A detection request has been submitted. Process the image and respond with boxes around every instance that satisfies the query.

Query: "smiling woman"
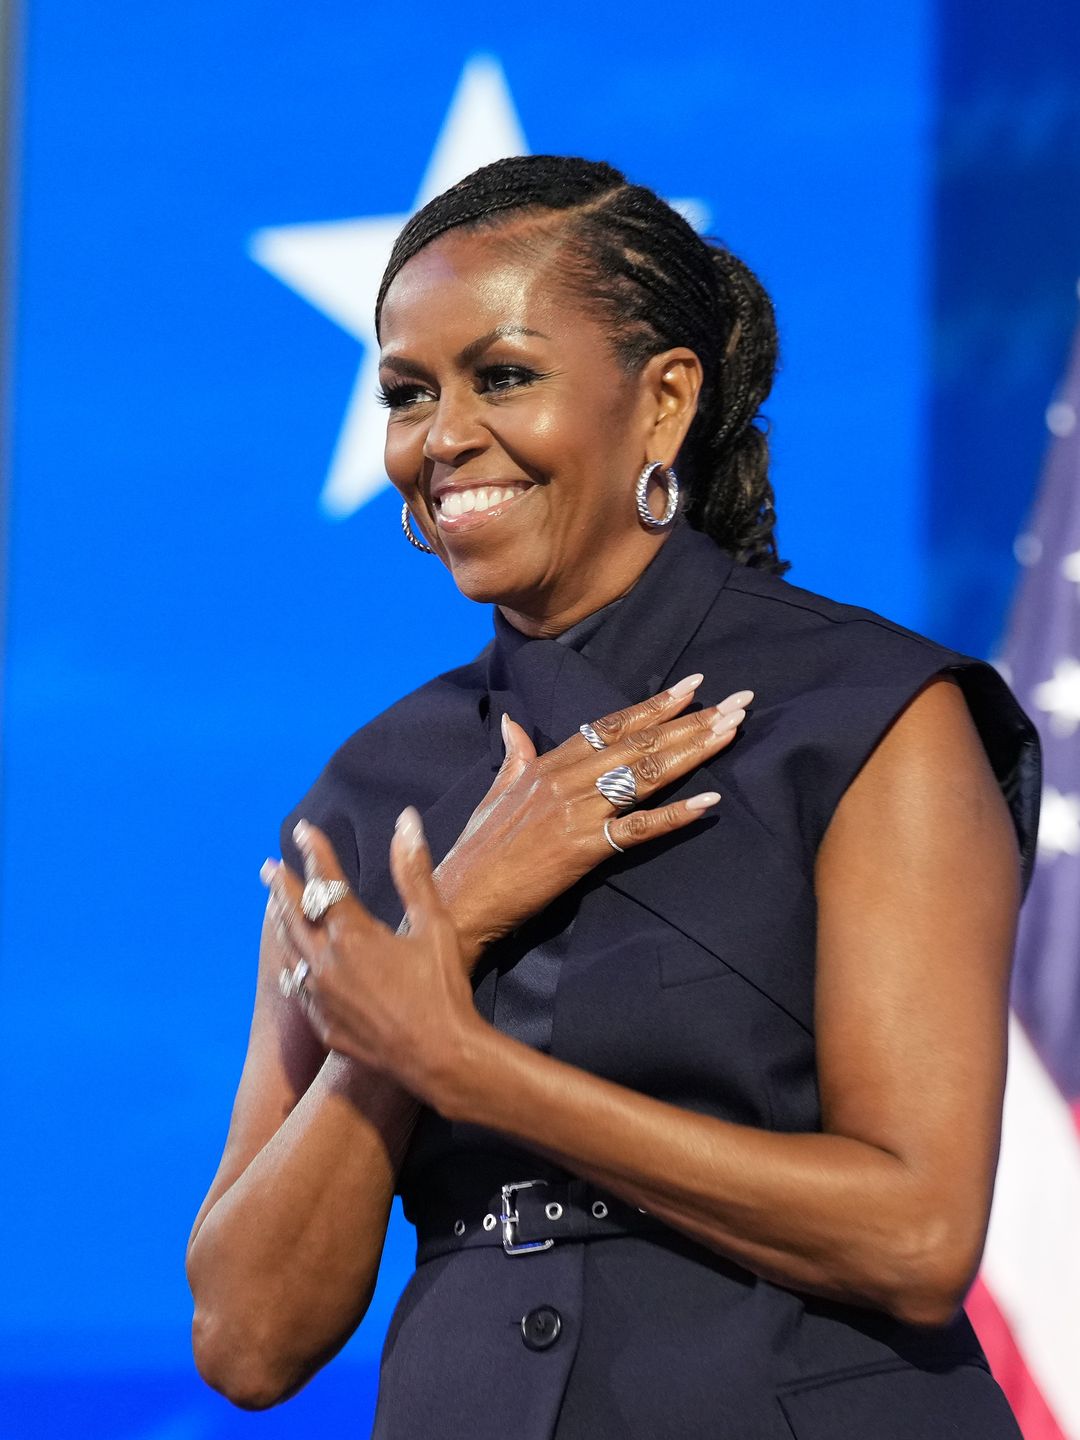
[378,238,704,623]
[185,156,1039,1439]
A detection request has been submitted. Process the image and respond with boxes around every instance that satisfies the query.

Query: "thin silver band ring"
[278,958,311,1000]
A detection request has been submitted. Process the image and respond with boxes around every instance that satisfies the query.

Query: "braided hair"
[375,156,787,574]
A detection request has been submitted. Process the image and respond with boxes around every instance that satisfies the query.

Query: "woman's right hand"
[434,675,752,968]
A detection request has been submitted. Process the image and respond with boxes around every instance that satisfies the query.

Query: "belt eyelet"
[591,1200,608,1219]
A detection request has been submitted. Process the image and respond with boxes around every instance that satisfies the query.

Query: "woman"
[186,156,1040,1438]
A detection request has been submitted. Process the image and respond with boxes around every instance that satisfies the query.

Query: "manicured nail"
[395,805,424,855]
[686,791,721,811]
[260,858,279,885]
[293,818,310,845]
[718,689,754,714]
[710,706,745,733]
[501,712,509,749]
[668,672,704,700]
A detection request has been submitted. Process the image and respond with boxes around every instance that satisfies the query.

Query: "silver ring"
[603,819,625,854]
[278,958,310,1000]
[595,764,637,812]
[301,877,351,923]
[579,721,607,751]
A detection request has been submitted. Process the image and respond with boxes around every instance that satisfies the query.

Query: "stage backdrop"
[1,3,1076,1438]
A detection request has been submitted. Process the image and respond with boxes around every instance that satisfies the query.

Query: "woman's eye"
[376,382,433,410]
[478,365,538,394]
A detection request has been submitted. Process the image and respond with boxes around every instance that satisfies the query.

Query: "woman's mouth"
[433,482,533,533]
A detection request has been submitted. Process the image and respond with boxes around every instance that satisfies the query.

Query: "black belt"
[410,1173,666,1264]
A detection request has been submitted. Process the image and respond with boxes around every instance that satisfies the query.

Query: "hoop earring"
[401,501,435,554]
[635,461,679,532]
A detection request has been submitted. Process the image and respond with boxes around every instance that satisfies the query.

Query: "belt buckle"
[500,1179,555,1256]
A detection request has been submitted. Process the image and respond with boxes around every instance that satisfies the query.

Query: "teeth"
[438,485,525,519]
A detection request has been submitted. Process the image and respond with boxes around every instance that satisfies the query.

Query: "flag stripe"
[968,1276,1069,1440]
[981,1012,1080,1437]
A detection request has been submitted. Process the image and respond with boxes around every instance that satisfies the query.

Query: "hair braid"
[376,155,788,574]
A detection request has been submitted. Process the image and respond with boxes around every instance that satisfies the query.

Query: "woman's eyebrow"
[379,325,549,378]
[456,325,548,366]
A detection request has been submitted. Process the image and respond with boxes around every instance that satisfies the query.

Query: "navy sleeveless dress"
[281,520,1039,1440]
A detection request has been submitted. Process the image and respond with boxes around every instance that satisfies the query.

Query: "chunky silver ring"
[603,819,625,854]
[301,877,351,923]
[595,764,637,811]
[579,721,607,752]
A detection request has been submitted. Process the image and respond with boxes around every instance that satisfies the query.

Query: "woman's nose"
[422,390,486,467]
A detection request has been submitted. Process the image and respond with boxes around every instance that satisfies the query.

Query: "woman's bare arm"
[185,911,419,1410]
[184,678,732,1407]
[274,679,1019,1326]
[199,669,1016,1411]
[419,677,1020,1325]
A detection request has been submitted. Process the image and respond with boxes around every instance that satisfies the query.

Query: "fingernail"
[710,706,745,733]
[668,672,704,700]
[260,858,279,885]
[686,791,721,811]
[293,819,309,845]
[718,689,754,714]
[501,712,509,750]
[395,805,424,855]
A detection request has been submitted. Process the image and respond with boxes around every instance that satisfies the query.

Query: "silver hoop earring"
[635,461,679,531]
[401,501,435,554]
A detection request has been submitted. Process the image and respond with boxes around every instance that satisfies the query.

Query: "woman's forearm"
[431,1025,979,1327]
[187,1053,419,1409]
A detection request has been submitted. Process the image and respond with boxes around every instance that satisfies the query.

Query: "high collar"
[408,522,815,1034]
[485,522,735,764]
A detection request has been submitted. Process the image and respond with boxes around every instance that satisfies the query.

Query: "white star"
[1037,786,1080,858]
[250,54,709,521]
[1032,656,1080,738]
[250,55,528,518]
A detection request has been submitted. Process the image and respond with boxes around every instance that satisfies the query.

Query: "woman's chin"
[445,552,545,610]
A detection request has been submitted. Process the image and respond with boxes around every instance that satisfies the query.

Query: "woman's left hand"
[261,808,481,1104]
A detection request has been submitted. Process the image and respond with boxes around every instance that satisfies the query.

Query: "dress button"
[520,1306,562,1351]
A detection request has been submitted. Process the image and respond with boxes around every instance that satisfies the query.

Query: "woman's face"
[377,227,692,635]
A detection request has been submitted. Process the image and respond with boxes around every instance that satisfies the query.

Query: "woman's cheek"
[384,426,423,492]
[515,398,560,449]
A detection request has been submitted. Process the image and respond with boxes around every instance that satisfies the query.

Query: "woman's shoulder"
[278,645,493,884]
[713,560,1035,755]
[324,645,492,770]
[695,558,1040,884]
[719,561,961,670]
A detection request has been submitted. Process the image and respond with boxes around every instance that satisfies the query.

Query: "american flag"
[968,309,1080,1439]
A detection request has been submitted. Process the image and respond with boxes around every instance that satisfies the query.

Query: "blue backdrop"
[1,3,1077,1437]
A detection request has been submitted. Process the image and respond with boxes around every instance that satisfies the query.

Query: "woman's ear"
[640,347,704,464]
